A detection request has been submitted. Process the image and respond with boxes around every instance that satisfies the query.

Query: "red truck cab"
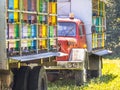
[57,17,87,61]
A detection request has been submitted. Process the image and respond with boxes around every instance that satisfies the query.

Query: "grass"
[48,58,120,90]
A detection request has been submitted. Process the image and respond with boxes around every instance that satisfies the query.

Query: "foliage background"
[106,0,120,57]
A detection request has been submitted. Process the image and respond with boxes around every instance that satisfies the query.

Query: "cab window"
[58,22,76,37]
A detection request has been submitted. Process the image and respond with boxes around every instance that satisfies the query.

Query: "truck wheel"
[28,66,47,90]
[75,70,86,86]
[12,66,31,90]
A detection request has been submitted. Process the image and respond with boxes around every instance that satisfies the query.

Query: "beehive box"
[6,0,57,56]
[92,0,106,49]
[0,0,57,70]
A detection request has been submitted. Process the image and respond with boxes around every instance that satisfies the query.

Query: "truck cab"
[57,17,87,61]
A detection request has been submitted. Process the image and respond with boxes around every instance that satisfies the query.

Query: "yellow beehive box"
[52,2,57,14]
[42,25,47,38]
[14,12,19,22]
[14,0,19,9]
[42,40,47,49]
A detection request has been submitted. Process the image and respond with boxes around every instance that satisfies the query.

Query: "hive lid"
[92,49,112,56]
[10,52,68,62]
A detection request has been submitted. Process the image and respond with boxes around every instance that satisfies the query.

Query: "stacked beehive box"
[92,0,106,49]
[6,0,57,56]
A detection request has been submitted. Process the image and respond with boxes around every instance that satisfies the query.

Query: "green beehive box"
[14,24,19,39]
[49,26,54,37]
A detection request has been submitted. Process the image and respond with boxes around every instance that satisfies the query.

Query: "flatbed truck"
[0,0,111,90]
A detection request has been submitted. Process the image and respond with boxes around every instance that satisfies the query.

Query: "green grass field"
[48,59,120,90]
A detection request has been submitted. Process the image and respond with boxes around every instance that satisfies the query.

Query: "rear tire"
[12,66,31,90]
[28,66,47,90]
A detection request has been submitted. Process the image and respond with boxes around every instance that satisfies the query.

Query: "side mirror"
[91,25,96,33]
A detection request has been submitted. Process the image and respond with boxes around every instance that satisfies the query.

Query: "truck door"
[77,23,86,48]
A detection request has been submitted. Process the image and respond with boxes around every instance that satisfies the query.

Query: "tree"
[106,0,120,56]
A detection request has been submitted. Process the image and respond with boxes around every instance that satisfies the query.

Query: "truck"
[0,0,111,90]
